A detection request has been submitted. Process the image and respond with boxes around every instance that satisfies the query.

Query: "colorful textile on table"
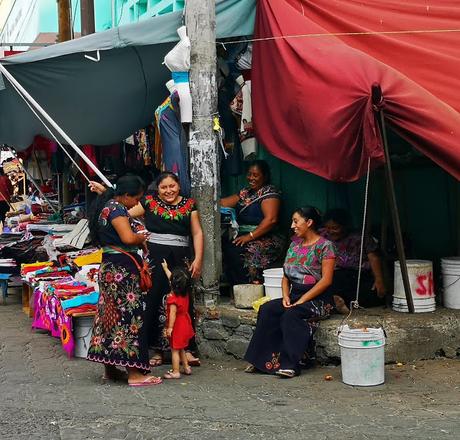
[32,287,75,357]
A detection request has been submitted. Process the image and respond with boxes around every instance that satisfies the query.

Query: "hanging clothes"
[154,92,191,196]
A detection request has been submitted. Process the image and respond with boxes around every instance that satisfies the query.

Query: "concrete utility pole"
[185,1,221,303]
[80,0,95,36]
[57,0,72,43]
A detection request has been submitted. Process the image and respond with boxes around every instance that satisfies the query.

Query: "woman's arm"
[128,203,146,218]
[282,275,291,308]
[234,198,280,246]
[291,258,335,306]
[111,216,147,246]
[189,210,204,278]
[368,252,386,298]
[220,194,240,208]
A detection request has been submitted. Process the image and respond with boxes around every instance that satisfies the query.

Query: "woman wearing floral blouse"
[244,206,335,378]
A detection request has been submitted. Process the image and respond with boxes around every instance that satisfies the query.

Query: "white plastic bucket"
[441,257,460,309]
[233,284,264,309]
[338,325,385,386]
[393,260,435,313]
[263,268,283,299]
[73,316,94,358]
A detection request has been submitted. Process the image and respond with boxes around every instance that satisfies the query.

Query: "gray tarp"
[0,0,255,150]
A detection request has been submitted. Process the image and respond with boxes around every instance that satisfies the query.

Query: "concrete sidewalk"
[1,297,460,440]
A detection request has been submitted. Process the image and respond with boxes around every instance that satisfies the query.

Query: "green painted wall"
[221,144,459,267]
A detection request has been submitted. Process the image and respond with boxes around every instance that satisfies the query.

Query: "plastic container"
[73,316,94,358]
[393,260,435,313]
[338,325,385,386]
[233,284,264,309]
[441,257,460,309]
[263,268,283,299]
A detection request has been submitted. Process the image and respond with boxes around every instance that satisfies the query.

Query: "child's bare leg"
[180,349,192,374]
[171,349,181,373]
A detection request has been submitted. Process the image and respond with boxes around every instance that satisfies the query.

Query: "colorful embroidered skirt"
[87,253,150,372]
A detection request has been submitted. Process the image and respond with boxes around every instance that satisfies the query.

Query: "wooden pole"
[57,0,72,43]
[80,0,95,36]
[186,0,221,303]
[379,112,415,313]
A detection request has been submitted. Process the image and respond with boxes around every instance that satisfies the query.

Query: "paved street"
[1,299,459,440]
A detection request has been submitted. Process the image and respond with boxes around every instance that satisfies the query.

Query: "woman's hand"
[88,181,106,195]
[372,277,387,298]
[164,327,173,338]
[282,295,291,308]
[233,234,252,247]
[189,258,203,279]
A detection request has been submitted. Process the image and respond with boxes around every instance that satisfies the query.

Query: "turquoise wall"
[39,0,113,32]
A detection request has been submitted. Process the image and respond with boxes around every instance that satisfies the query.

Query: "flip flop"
[276,369,298,378]
[181,366,192,376]
[244,364,257,374]
[163,370,181,379]
[184,354,201,366]
[128,375,162,387]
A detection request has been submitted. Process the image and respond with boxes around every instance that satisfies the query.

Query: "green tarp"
[0,0,255,149]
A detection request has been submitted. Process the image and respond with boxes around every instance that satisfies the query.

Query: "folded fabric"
[64,305,97,316]
[61,291,99,310]
[53,219,90,250]
[73,249,102,267]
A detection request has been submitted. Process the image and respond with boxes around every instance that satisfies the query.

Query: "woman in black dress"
[129,172,204,366]
[87,175,162,386]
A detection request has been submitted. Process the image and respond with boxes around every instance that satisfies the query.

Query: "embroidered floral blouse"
[140,194,196,236]
[283,237,336,286]
[236,184,281,225]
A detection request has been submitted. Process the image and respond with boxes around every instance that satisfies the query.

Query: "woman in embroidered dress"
[244,207,335,378]
[128,172,203,367]
[221,160,285,285]
[87,175,162,386]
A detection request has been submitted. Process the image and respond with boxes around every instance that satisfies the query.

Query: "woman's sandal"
[163,370,181,379]
[149,355,163,367]
[185,352,201,366]
[276,369,298,378]
[128,375,163,387]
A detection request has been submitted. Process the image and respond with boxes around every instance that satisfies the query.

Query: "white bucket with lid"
[338,325,385,386]
[393,260,435,313]
[73,316,94,358]
[441,257,460,309]
[263,268,283,299]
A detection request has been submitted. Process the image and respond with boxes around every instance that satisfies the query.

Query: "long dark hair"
[170,266,192,297]
[155,171,180,188]
[293,206,322,231]
[323,208,352,230]
[89,175,145,246]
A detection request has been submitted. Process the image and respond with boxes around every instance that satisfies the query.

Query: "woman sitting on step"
[244,206,335,378]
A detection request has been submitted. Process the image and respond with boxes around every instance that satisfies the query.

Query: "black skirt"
[244,284,332,374]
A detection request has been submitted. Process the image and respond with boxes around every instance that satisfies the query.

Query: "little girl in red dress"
[162,261,195,379]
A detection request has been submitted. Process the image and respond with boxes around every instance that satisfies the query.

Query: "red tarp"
[252,0,460,181]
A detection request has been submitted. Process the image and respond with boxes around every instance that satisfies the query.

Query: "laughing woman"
[221,160,285,285]
[244,207,335,378]
[87,175,162,387]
